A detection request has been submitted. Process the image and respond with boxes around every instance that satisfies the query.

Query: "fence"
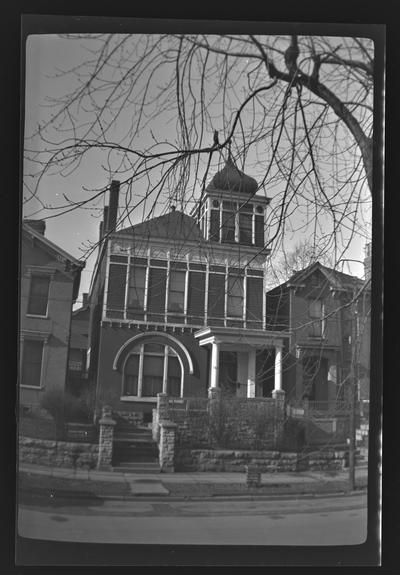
[167,396,283,450]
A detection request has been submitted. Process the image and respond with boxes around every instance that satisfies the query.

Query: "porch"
[194,326,290,399]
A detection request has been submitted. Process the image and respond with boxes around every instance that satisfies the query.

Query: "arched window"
[122,342,182,398]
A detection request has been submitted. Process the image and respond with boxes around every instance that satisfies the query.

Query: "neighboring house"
[265,262,371,406]
[66,293,90,396]
[20,220,85,412]
[88,161,290,423]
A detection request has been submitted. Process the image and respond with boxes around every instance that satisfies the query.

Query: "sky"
[22,33,373,305]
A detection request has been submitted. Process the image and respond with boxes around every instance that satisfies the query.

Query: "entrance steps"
[112,423,160,473]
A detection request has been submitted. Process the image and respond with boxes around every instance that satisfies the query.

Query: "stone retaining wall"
[19,436,99,469]
[175,448,347,472]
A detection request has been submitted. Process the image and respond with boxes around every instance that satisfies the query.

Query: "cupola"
[197,158,271,248]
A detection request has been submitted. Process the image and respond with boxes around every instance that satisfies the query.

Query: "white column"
[274,344,283,392]
[247,349,256,398]
[162,346,169,394]
[210,341,220,388]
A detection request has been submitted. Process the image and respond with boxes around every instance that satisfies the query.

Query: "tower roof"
[207,157,258,195]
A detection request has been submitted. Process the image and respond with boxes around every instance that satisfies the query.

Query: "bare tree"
[24,33,375,266]
[269,239,334,284]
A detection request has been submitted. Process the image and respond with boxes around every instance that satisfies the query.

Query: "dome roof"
[207,158,258,195]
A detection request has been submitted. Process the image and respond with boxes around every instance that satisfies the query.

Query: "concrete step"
[114,435,154,443]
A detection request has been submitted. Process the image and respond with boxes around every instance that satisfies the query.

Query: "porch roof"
[194,326,290,350]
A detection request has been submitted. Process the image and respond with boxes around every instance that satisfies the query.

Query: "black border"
[3,1,393,570]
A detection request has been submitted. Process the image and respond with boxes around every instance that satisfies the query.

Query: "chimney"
[106,180,120,233]
[103,206,109,235]
[82,293,88,307]
[25,219,46,236]
[364,242,371,281]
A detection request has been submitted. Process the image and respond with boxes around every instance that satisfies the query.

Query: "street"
[18,492,367,546]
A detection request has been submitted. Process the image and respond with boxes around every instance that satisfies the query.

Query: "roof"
[23,221,85,302]
[268,262,365,293]
[207,157,258,195]
[22,221,85,269]
[118,209,204,243]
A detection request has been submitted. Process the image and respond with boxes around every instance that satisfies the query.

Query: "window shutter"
[147,268,167,312]
[187,271,206,316]
[106,264,127,310]
[208,273,225,318]
[246,277,263,321]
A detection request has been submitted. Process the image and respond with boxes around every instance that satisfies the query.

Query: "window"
[28,275,50,316]
[208,200,266,246]
[309,299,324,337]
[128,266,146,309]
[168,271,186,313]
[222,202,236,242]
[239,212,252,244]
[122,343,182,398]
[21,340,44,387]
[227,275,244,317]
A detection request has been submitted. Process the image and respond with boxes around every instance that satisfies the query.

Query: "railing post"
[159,420,177,473]
[97,405,116,470]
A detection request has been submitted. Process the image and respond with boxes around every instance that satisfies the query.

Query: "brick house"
[19,220,84,411]
[88,161,290,423]
[265,262,371,407]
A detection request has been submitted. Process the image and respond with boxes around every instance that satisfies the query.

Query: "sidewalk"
[18,462,368,500]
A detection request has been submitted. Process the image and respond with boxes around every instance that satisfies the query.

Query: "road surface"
[18,492,367,546]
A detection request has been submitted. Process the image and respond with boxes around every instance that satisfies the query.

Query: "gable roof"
[22,221,85,302]
[117,209,204,243]
[22,221,85,269]
[268,261,365,294]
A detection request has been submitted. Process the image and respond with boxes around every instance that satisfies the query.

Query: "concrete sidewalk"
[18,462,368,498]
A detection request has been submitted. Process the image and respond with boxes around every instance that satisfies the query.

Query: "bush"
[40,389,93,436]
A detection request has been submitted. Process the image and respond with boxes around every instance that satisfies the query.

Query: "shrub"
[40,389,93,437]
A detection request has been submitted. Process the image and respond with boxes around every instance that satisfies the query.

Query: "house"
[265,262,371,407]
[66,293,90,397]
[19,220,85,412]
[88,161,290,424]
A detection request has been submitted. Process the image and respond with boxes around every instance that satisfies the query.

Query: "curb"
[19,484,367,504]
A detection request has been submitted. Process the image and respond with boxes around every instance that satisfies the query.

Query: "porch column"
[210,341,220,389]
[247,349,256,398]
[272,343,284,399]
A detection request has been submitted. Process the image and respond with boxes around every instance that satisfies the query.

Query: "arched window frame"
[119,338,188,401]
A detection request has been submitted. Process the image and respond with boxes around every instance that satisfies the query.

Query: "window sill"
[20,385,43,390]
[26,314,49,319]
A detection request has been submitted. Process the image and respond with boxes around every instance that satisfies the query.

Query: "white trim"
[113,331,194,374]
[137,344,144,397]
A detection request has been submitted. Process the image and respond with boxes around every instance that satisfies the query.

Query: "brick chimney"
[25,219,46,236]
[106,180,120,233]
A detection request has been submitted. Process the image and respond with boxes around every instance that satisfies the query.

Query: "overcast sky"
[23,33,372,304]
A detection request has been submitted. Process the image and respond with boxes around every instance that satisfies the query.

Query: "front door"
[219,351,238,396]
